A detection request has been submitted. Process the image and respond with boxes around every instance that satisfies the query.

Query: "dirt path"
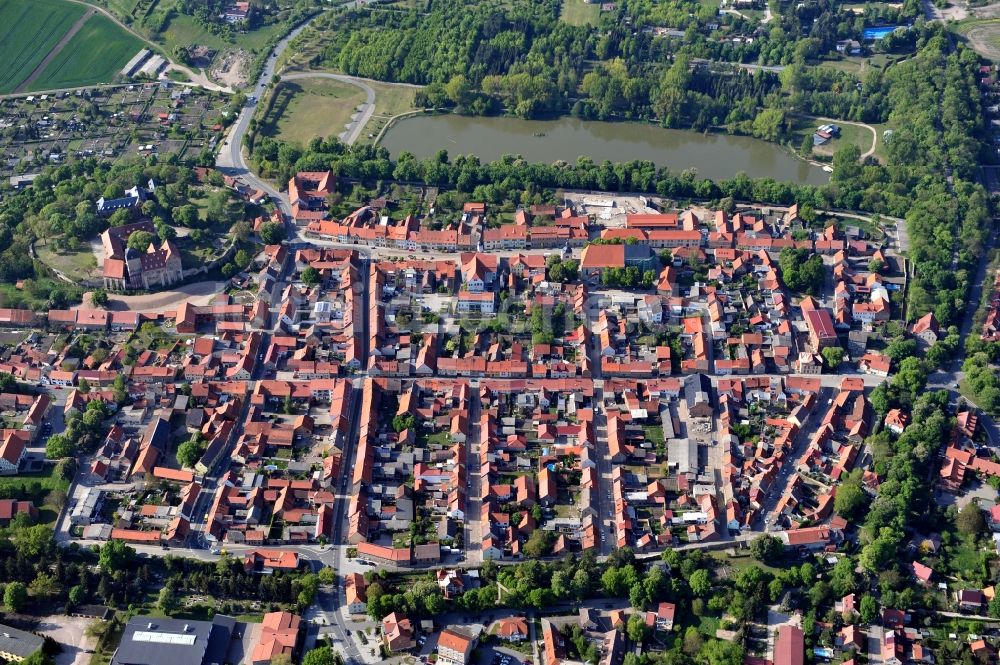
[972,0,1000,18]
[800,113,879,160]
[15,7,96,93]
[71,0,160,50]
[80,281,226,312]
[163,63,234,93]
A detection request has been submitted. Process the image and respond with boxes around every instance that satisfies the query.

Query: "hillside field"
[0,0,87,92]
[28,13,145,91]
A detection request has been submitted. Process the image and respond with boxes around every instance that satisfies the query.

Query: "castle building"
[102,221,183,291]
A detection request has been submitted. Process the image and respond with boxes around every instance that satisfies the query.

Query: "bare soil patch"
[211,48,250,88]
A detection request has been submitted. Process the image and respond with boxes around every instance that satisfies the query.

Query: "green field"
[157,9,286,54]
[29,13,145,91]
[0,0,87,93]
[358,80,420,143]
[560,0,600,25]
[262,78,368,145]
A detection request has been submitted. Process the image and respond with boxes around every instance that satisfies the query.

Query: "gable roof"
[438,628,475,653]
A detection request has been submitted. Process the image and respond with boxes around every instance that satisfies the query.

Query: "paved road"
[465,385,484,565]
[216,15,321,218]
[315,587,367,662]
[757,387,831,527]
[320,255,372,664]
[925,224,1000,444]
[691,57,785,73]
[216,3,374,224]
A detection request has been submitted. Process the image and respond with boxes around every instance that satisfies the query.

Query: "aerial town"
[2,0,1000,664]
[0,152,996,665]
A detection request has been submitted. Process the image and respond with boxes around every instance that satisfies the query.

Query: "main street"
[215,16,311,219]
[582,299,615,556]
[314,249,373,663]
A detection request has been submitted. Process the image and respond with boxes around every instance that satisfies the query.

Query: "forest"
[306,0,924,126]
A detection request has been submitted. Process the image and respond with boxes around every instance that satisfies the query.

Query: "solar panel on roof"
[131,631,198,646]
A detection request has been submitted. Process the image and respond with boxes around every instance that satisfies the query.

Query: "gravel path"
[79,280,226,312]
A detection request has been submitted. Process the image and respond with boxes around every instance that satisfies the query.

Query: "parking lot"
[475,644,526,665]
[34,614,97,665]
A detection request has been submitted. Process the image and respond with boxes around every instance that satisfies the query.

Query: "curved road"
[216,17,320,219]
[69,0,227,91]
[802,114,879,160]
[216,6,395,229]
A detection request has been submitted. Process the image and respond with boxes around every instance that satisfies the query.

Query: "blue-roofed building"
[96,179,156,217]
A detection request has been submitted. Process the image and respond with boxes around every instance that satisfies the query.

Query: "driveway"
[226,621,260,664]
[939,480,999,509]
[34,615,96,665]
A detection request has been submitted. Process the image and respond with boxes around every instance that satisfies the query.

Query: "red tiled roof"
[580,244,625,269]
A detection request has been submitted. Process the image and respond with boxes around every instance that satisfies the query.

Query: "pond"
[380,114,830,186]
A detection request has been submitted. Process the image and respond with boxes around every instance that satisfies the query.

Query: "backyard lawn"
[561,0,601,26]
[0,462,71,526]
